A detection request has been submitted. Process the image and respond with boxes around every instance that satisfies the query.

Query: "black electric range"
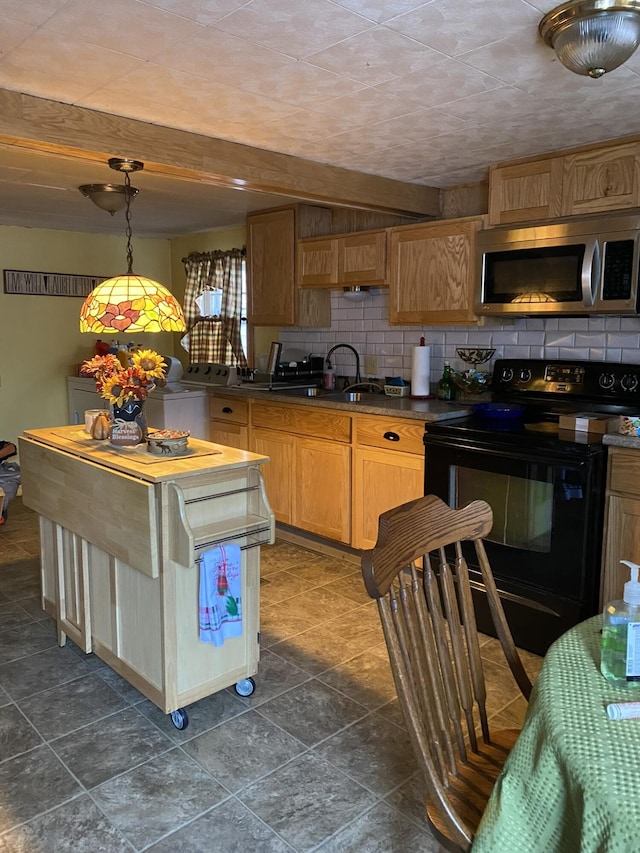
[423,358,640,654]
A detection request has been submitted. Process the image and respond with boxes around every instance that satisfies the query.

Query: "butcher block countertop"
[21,425,268,483]
[218,386,472,423]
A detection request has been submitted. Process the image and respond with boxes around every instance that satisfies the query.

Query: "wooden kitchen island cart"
[19,426,274,729]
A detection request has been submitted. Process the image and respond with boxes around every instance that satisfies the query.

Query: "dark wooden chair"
[361,494,532,852]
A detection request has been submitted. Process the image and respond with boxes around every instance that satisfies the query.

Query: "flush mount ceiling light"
[540,0,640,78]
[79,158,186,334]
[78,182,139,216]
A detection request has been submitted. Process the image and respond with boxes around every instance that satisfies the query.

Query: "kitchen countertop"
[215,385,472,423]
[603,433,640,449]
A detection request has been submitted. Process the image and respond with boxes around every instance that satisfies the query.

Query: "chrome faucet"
[326,343,362,386]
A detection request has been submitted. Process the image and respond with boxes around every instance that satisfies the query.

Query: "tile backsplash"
[277,289,640,390]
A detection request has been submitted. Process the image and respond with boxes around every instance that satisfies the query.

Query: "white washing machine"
[145,357,209,439]
[144,388,209,439]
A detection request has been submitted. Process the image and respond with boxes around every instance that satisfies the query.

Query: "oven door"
[424,434,606,653]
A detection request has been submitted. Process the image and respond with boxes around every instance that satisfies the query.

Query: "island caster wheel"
[234,677,255,697]
[170,708,189,730]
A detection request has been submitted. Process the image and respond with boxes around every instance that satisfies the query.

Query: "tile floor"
[0,497,542,852]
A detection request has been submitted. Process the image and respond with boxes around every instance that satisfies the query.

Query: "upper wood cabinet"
[562,142,640,216]
[387,216,485,326]
[488,158,564,226]
[297,237,339,287]
[489,139,640,226]
[247,205,332,326]
[297,229,388,288]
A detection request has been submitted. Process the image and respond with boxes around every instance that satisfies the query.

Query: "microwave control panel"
[602,240,635,300]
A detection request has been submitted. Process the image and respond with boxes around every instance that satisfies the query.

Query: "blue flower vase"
[110,400,147,447]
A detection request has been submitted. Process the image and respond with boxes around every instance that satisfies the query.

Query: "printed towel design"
[199,543,243,646]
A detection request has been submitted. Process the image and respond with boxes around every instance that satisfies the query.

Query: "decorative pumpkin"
[91,413,111,440]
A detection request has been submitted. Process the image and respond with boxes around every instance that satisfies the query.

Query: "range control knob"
[500,367,514,383]
[621,373,639,392]
[599,372,616,390]
[518,368,532,384]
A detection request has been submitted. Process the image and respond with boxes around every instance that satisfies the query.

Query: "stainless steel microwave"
[476,214,640,316]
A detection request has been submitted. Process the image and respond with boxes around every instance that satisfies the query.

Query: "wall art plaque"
[3,269,107,297]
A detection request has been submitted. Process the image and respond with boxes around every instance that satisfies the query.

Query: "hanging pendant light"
[540,0,640,78]
[79,158,186,334]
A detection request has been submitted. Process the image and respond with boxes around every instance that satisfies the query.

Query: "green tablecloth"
[472,616,640,852]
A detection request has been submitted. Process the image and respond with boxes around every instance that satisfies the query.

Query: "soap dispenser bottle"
[323,359,335,391]
[601,560,640,688]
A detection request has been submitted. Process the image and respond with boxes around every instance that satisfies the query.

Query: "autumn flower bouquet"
[81,349,166,406]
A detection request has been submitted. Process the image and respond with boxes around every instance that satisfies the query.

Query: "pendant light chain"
[124,170,134,275]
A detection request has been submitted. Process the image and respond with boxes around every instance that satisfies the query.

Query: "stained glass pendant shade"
[79,158,186,334]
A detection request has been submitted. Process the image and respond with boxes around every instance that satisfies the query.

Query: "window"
[182,249,247,367]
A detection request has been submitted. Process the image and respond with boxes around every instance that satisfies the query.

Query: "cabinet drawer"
[251,400,351,442]
[609,448,640,497]
[354,415,425,455]
[210,394,249,424]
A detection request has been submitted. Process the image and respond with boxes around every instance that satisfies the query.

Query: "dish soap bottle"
[601,560,640,688]
[323,360,335,391]
[437,361,455,401]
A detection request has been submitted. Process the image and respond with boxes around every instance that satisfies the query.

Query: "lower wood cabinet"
[602,446,640,605]
[234,395,426,549]
[250,400,352,543]
[251,427,295,526]
[352,415,424,549]
[294,437,350,542]
[210,393,249,450]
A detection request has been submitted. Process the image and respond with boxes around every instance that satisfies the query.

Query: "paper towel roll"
[411,345,431,397]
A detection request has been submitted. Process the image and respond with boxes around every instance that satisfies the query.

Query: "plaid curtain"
[182,248,247,367]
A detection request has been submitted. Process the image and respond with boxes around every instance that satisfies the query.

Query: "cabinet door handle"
[222,406,233,414]
[383,431,400,442]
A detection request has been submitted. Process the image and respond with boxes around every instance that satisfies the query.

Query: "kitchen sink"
[323,391,386,403]
[273,386,328,397]
[248,385,387,402]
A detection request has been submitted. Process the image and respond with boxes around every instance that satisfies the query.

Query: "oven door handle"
[423,436,589,467]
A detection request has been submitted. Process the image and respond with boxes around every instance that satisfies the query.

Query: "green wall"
[0,222,279,451]
[0,226,174,446]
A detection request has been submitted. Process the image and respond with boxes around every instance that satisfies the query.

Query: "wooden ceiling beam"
[0,88,439,218]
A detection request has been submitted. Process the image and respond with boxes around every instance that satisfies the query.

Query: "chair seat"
[427,729,520,849]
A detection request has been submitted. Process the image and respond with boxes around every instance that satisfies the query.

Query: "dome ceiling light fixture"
[78,182,139,216]
[79,157,186,334]
[539,0,640,79]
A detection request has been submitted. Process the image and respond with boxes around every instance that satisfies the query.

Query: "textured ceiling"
[2,0,640,237]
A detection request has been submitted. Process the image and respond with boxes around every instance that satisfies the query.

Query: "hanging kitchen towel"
[199,543,243,647]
